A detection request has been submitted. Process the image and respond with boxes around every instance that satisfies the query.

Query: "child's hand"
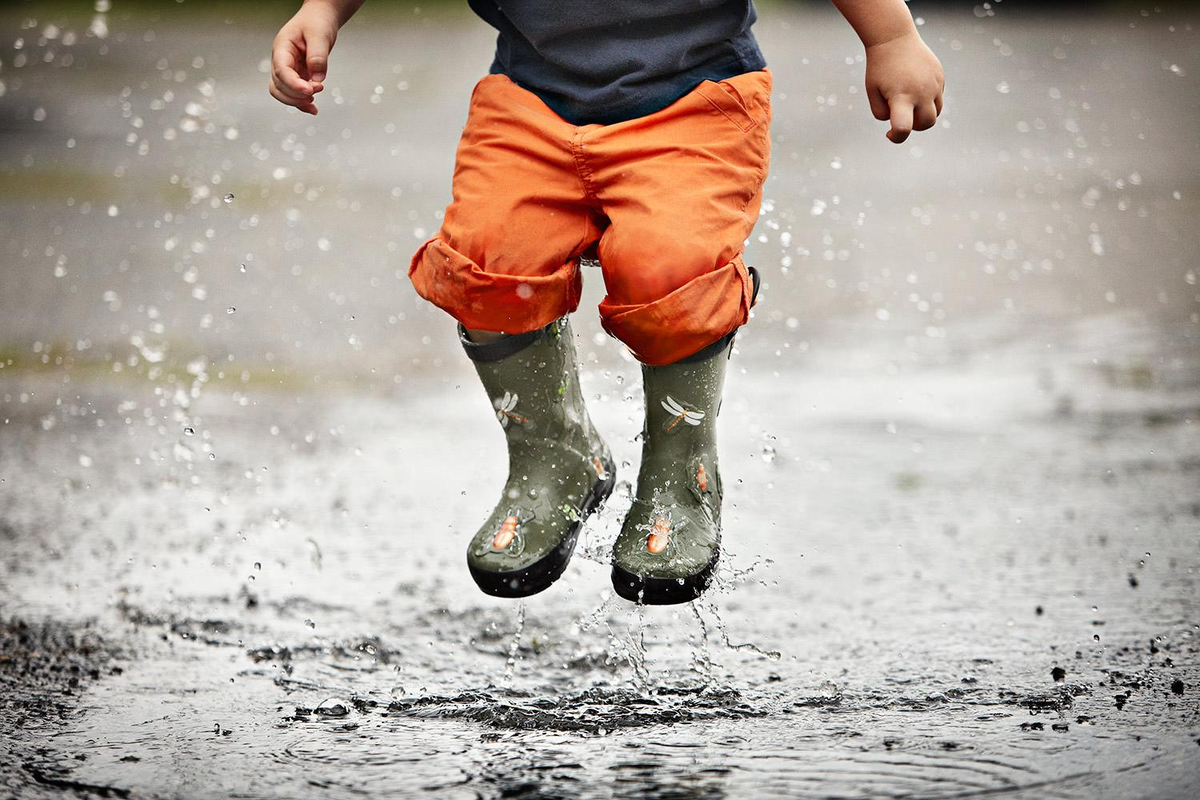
[864,32,945,143]
[269,3,339,115]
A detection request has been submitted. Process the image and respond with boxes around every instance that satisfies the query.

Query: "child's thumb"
[305,34,331,83]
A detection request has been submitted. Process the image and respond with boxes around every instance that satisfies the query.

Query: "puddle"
[5,326,1200,796]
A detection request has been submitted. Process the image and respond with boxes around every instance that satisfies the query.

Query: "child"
[269,0,944,604]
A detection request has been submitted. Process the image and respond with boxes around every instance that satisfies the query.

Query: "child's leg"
[408,75,612,597]
[591,70,772,367]
[609,269,760,604]
[458,318,614,598]
[409,74,604,336]
[586,70,774,603]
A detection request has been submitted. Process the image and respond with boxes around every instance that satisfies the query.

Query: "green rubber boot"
[611,270,758,605]
[462,318,615,598]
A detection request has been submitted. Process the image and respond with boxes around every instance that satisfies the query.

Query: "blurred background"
[1,0,1197,382]
[1,1,1198,798]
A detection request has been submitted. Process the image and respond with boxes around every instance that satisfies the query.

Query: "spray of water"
[501,601,526,688]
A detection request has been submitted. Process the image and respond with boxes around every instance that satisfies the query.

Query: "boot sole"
[468,460,615,599]
[611,545,720,606]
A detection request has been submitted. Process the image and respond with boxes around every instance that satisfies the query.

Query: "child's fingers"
[886,97,914,143]
[271,41,314,100]
[867,83,890,122]
[274,64,312,99]
[268,81,300,107]
[305,33,332,84]
[913,101,938,132]
[268,80,318,114]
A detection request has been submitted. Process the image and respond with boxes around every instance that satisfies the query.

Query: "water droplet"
[313,699,349,717]
[223,193,235,204]
[227,307,236,314]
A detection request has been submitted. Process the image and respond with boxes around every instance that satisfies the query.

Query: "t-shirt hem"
[495,50,768,126]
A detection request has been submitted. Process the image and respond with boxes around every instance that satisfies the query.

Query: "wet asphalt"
[1,2,1199,798]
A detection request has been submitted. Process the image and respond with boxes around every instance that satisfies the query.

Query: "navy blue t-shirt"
[467,0,767,125]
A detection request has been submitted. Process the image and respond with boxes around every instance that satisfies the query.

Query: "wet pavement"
[2,2,1199,798]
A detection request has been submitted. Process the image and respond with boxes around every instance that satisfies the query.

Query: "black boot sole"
[611,546,720,605]
[468,459,616,599]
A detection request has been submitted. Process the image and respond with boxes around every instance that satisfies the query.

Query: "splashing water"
[689,601,715,684]
[501,601,526,688]
[694,597,782,661]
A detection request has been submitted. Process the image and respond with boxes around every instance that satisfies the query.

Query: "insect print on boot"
[660,395,705,432]
[646,515,672,554]
[485,508,532,557]
[688,458,716,504]
[637,508,685,556]
[494,391,528,428]
[591,456,610,481]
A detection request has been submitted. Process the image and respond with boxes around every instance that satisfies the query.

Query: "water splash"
[689,601,715,684]
[501,602,526,688]
[694,597,781,661]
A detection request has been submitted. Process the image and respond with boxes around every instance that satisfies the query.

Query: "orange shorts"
[409,69,772,365]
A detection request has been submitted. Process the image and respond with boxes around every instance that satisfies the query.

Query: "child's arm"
[831,0,945,143]
[269,0,365,115]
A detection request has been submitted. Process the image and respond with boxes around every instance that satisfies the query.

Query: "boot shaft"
[462,318,602,459]
[636,342,731,503]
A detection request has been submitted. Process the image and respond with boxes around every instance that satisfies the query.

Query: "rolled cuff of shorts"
[598,255,754,366]
[408,236,583,334]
